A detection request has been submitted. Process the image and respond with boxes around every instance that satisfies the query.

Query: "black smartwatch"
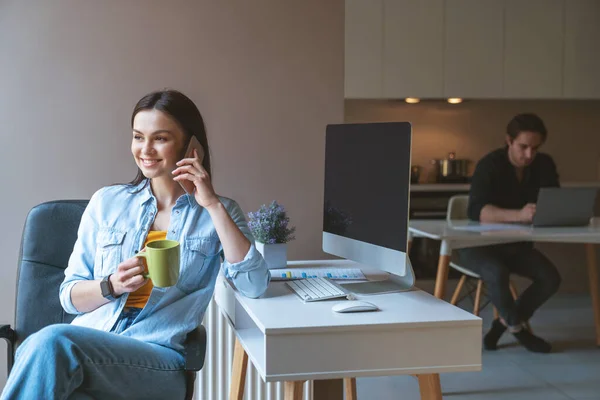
[100,274,119,301]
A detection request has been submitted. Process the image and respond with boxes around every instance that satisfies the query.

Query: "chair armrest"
[183,325,206,372]
[1,324,15,374]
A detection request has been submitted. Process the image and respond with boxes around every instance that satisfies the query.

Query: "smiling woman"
[128,91,212,188]
[132,112,184,179]
[0,89,271,400]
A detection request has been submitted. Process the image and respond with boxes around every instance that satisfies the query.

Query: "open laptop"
[532,187,598,227]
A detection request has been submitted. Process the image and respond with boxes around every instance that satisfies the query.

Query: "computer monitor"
[322,122,415,294]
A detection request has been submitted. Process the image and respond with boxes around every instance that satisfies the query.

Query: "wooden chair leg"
[493,306,499,319]
[229,338,248,400]
[284,381,305,400]
[344,377,357,400]
[473,279,483,316]
[450,275,467,305]
[418,374,442,400]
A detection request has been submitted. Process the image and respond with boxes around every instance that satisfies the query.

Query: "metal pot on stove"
[433,152,471,183]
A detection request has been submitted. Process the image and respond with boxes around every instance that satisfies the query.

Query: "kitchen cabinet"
[503,0,564,98]
[345,0,600,100]
[443,0,504,98]
[382,0,444,98]
[564,0,600,98]
[344,0,384,99]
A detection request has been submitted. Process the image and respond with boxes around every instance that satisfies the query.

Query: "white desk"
[409,219,600,345]
[214,259,482,400]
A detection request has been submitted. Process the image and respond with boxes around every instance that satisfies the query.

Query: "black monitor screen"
[323,122,411,252]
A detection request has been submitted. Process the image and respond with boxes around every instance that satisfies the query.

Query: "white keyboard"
[286,277,349,302]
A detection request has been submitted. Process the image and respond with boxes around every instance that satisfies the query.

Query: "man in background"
[459,113,561,353]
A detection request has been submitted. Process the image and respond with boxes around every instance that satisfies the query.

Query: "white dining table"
[409,218,600,345]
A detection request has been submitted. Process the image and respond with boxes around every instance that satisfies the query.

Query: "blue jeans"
[0,308,187,400]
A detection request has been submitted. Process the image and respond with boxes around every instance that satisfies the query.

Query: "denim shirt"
[59,180,270,352]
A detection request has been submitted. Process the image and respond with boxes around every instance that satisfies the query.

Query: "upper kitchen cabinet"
[444,0,503,98]
[345,0,600,100]
[503,0,564,98]
[345,0,384,99]
[564,0,600,98]
[383,0,444,98]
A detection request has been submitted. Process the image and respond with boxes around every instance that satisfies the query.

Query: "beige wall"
[346,99,600,294]
[0,0,343,388]
[346,99,600,182]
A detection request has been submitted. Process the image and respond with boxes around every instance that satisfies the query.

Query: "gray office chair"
[447,195,528,326]
[0,200,206,399]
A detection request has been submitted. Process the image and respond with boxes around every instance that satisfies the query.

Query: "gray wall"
[0,0,344,388]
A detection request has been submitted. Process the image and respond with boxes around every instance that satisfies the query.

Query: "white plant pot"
[255,242,287,269]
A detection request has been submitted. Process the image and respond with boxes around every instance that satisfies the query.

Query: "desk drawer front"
[264,325,482,380]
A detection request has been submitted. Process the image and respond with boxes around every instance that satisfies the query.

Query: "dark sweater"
[467,147,560,221]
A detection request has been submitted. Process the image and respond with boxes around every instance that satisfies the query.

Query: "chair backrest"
[14,200,88,349]
[446,195,469,222]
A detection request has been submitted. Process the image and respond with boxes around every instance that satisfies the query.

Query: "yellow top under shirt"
[124,230,167,309]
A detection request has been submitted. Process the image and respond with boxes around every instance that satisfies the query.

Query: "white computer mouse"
[332,300,380,313]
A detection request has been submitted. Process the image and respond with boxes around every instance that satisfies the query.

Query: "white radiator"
[195,298,313,400]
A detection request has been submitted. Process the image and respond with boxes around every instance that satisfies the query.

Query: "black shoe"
[513,329,552,353]
[483,319,507,350]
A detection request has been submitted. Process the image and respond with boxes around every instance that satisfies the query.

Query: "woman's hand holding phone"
[175,137,204,194]
[172,137,220,209]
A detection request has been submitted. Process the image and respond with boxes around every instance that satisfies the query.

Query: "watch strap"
[101,274,118,301]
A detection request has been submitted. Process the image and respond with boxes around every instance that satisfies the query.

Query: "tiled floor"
[356,293,600,400]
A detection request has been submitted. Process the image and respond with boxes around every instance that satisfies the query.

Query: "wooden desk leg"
[433,254,451,299]
[418,374,442,400]
[419,249,450,400]
[585,244,600,346]
[344,377,357,400]
[284,381,305,400]
[313,379,343,400]
[229,338,249,400]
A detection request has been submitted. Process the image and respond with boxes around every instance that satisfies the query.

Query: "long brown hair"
[128,89,211,187]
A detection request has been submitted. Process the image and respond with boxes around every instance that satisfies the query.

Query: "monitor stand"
[338,257,416,295]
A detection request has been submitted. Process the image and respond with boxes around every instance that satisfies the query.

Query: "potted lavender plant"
[247,201,296,269]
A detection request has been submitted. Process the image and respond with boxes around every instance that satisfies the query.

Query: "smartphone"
[186,136,205,163]
[178,136,205,194]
